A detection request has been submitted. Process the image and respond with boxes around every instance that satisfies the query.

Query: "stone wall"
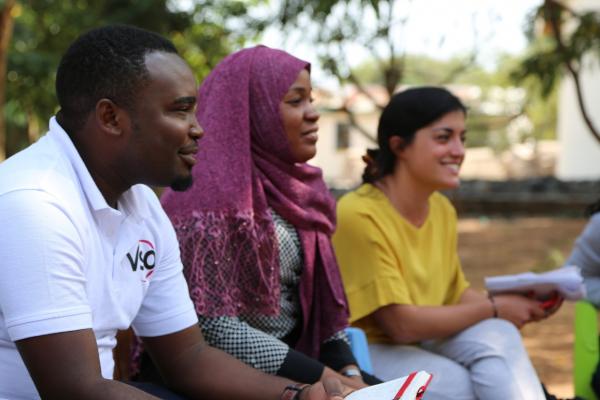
[447,178,600,216]
[332,177,600,217]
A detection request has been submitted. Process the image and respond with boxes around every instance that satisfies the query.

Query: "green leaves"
[2,0,266,157]
[514,1,600,144]
[515,3,600,97]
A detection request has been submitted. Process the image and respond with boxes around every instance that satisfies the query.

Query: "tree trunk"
[0,0,16,161]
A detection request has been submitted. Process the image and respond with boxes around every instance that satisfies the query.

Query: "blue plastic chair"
[345,326,373,374]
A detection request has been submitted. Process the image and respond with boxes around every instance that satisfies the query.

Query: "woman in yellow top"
[333,87,550,400]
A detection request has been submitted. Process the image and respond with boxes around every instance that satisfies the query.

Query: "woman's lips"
[302,128,319,143]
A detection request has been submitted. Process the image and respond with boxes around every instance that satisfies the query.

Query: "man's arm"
[16,329,157,399]
[2,192,153,398]
[143,324,348,400]
[16,326,347,400]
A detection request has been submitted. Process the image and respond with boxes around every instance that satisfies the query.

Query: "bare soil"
[458,217,588,398]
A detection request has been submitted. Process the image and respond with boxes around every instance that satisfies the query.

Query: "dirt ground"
[458,216,588,398]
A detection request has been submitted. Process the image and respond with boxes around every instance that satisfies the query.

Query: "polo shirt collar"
[47,117,151,221]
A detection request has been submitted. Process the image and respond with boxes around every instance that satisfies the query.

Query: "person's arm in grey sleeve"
[566,213,600,307]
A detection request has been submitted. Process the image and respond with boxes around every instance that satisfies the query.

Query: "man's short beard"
[169,175,193,192]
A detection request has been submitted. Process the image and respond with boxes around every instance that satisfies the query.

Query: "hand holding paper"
[345,370,432,400]
[485,265,585,301]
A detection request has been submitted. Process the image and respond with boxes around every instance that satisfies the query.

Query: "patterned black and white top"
[197,209,353,381]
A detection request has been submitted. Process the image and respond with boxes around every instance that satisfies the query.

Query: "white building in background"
[310,85,382,189]
[556,0,600,180]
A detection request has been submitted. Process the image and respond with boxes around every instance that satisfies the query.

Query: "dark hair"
[362,86,467,183]
[55,24,178,133]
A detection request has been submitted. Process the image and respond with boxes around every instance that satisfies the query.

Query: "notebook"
[346,370,433,400]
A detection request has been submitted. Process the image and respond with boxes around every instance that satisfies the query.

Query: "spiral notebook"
[346,370,433,400]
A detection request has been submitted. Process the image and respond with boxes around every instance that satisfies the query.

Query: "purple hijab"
[161,46,349,357]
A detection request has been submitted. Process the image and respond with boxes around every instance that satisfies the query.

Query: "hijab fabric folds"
[161,46,349,357]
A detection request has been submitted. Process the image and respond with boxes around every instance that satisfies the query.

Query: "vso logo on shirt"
[127,239,156,280]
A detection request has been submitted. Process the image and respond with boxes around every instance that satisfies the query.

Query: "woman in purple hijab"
[151,46,381,388]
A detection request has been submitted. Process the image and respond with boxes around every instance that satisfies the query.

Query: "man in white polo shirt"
[0,25,346,400]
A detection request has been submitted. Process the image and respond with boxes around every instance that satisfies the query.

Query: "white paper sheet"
[484,265,585,300]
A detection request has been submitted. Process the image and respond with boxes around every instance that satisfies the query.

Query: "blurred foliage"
[275,0,562,154]
[275,0,486,143]
[4,0,578,158]
[352,54,491,87]
[173,0,265,81]
[532,247,566,273]
[351,52,557,150]
[513,0,600,144]
[494,53,558,141]
[515,1,600,98]
[3,0,264,158]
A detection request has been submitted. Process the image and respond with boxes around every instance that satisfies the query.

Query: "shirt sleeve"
[198,314,290,374]
[319,330,357,371]
[278,348,325,383]
[333,199,410,322]
[566,213,600,307]
[132,198,197,337]
[0,190,92,341]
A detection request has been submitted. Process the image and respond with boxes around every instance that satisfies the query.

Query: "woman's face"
[279,69,320,163]
[396,109,466,191]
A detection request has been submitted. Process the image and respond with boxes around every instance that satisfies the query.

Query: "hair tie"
[361,152,374,166]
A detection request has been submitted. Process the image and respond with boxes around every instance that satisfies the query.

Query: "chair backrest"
[345,327,374,374]
[574,300,599,400]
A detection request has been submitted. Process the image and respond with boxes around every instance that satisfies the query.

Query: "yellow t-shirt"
[332,184,469,344]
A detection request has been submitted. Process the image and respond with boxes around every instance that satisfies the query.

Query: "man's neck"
[69,130,128,209]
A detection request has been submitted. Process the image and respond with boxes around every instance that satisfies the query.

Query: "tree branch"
[339,104,377,143]
[546,0,600,145]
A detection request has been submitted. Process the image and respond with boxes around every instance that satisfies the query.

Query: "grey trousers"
[368,318,546,400]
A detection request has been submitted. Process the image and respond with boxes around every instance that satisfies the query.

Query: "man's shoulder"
[0,137,90,234]
[0,135,71,197]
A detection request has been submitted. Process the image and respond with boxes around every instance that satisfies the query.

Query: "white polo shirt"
[0,117,198,399]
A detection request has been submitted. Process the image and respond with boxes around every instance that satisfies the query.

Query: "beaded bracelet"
[280,383,310,400]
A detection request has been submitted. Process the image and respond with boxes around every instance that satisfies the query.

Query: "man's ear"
[389,136,406,158]
[95,99,128,137]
